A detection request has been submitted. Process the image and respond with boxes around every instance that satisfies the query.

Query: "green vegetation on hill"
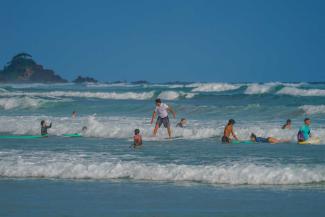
[0,53,67,83]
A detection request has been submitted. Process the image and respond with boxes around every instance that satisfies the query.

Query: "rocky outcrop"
[0,53,67,83]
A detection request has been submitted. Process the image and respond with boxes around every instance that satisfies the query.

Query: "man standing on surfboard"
[150,98,176,139]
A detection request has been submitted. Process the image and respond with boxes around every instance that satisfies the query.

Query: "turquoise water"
[1,82,325,216]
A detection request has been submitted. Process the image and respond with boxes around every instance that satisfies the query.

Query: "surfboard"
[63,133,82,137]
[0,134,47,139]
[231,140,254,144]
[298,138,320,145]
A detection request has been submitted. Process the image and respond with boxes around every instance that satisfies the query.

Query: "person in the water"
[222,119,238,143]
[297,118,311,142]
[72,111,77,119]
[282,119,292,129]
[250,133,289,144]
[41,120,52,136]
[150,98,176,139]
[176,118,187,128]
[133,129,142,147]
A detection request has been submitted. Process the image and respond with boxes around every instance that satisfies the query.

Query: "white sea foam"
[0,97,68,110]
[277,87,325,96]
[0,97,43,110]
[244,83,277,94]
[0,151,324,185]
[157,91,197,100]
[190,83,241,92]
[299,105,325,115]
[0,91,155,100]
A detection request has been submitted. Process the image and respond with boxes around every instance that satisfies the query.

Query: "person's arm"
[167,106,176,118]
[139,135,143,145]
[231,129,238,140]
[150,111,156,124]
[47,123,52,129]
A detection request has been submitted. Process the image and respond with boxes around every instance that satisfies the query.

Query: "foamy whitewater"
[1,82,325,187]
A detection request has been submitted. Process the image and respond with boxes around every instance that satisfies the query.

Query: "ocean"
[0,82,325,216]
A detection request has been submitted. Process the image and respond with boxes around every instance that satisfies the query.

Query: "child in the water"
[41,120,52,136]
[133,129,142,147]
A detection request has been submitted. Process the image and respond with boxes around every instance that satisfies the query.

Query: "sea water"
[0,82,325,216]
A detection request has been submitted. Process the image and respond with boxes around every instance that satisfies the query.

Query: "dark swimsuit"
[222,136,230,143]
[255,137,269,143]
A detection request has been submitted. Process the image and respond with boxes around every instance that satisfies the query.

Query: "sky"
[0,0,324,82]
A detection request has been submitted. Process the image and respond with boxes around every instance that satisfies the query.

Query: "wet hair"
[282,119,292,129]
[228,119,235,125]
[134,129,140,135]
[250,133,257,140]
[181,118,186,122]
[41,120,45,126]
[304,118,310,122]
[155,98,161,104]
[82,126,88,131]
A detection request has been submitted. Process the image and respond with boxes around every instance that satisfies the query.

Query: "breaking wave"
[277,87,325,96]
[0,97,67,110]
[0,151,324,185]
[190,83,241,92]
[0,91,155,100]
[299,105,325,115]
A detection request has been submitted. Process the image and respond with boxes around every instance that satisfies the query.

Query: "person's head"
[286,119,291,125]
[250,133,257,141]
[155,98,161,106]
[82,126,88,131]
[304,118,311,125]
[180,118,187,125]
[228,119,235,125]
[134,129,140,135]
[72,111,77,117]
[41,120,45,126]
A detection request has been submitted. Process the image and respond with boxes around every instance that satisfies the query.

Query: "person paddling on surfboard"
[222,119,238,143]
[41,120,52,136]
[150,98,176,139]
[297,118,311,142]
[250,133,289,144]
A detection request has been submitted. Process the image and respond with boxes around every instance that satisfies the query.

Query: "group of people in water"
[39,98,313,147]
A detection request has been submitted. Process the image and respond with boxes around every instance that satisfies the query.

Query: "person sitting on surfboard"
[150,98,176,139]
[133,129,142,147]
[41,120,52,136]
[222,119,238,143]
[297,118,311,142]
[250,133,289,144]
[282,119,292,129]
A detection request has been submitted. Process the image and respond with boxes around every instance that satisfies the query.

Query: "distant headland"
[0,53,67,83]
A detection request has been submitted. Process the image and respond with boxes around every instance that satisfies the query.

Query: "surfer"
[133,129,142,147]
[41,120,52,136]
[282,119,292,129]
[250,133,290,144]
[176,118,187,128]
[150,98,176,139]
[297,118,311,142]
[222,119,238,143]
[72,111,77,119]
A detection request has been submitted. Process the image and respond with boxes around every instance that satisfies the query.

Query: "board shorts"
[156,116,170,128]
[256,137,269,143]
[222,136,230,143]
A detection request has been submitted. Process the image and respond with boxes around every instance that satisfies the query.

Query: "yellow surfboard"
[298,138,320,145]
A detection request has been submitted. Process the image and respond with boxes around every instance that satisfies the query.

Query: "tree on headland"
[0,53,67,83]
